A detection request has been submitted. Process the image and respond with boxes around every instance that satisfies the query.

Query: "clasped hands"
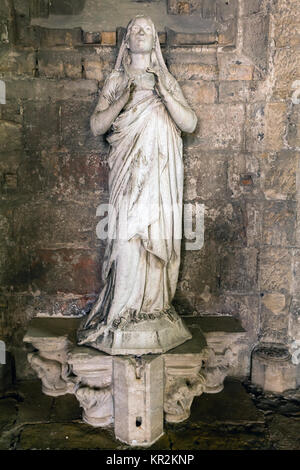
[120,67,171,105]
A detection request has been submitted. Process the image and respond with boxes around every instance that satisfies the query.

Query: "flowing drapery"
[78,86,184,345]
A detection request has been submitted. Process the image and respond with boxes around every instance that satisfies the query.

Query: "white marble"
[77,16,197,355]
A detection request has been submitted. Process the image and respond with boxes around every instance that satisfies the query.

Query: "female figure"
[78,16,197,354]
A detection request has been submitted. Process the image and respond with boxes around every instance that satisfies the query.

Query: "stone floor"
[0,378,299,450]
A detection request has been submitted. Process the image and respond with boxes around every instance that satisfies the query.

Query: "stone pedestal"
[23,315,248,447]
[251,344,300,393]
[83,307,192,356]
[114,355,164,446]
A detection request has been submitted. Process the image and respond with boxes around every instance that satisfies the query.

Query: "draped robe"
[78,70,187,345]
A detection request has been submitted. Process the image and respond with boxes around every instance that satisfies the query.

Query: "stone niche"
[24,315,248,447]
[28,0,238,47]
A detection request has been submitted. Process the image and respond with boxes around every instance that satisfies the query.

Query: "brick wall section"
[0,0,299,378]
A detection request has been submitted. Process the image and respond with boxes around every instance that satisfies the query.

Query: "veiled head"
[126,16,155,54]
[115,16,168,73]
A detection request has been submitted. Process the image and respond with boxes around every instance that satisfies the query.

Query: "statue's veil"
[114,15,168,73]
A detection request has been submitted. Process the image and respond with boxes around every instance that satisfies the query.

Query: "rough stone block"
[184,150,227,201]
[260,151,297,201]
[181,80,217,105]
[39,27,82,48]
[12,200,101,248]
[217,18,236,46]
[220,294,260,345]
[166,29,217,46]
[176,240,220,313]
[261,293,287,315]
[219,81,251,103]
[29,0,49,18]
[23,101,59,152]
[0,48,36,76]
[273,47,300,100]
[169,63,218,81]
[0,121,22,152]
[29,248,101,295]
[262,201,296,246]
[242,0,261,16]
[242,13,269,72]
[216,0,237,22]
[246,102,287,152]
[273,2,300,48]
[60,100,97,150]
[38,50,82,79]
[114,355,164,447]
[260,247,292,293]
[218,54,254,81]
[203,200,248,247]
[5,78,98,102]
[101,31,116,45]
[192,104,244,150]
[220,247,258,292]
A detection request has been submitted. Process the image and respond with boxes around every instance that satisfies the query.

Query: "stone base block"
[87,309,192,355]
[251,344,300,393]
[114,355,164,447]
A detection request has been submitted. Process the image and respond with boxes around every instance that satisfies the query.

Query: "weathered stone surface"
[169,63,218,81]
[38,50,82,79]
[184,151,227,200]
[218,53,254,81]
[12,200,102,248]
[262,293,287,315]
[5,78,98,102]
[272,47,300,100]
[219,81,252,103]
[242,12,269,72]
[0,48,36,76]
[246,102,287,152]
[260,151,297,201]
[262,201,296,246]
[180,80,217,105]
[29,248,101,294]
[39,27,82,48]
[191,104,245,150]
[220,247,258,292]
[259,248,292,293]
[0,121,22,152]
[100,31,116,46]
[23,101,60,152]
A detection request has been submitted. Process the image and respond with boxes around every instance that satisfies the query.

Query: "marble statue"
[77,15,197,355]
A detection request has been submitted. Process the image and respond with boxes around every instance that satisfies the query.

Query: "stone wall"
[0,0,299,378]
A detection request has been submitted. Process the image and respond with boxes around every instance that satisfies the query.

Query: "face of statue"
[127,17,154,54]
